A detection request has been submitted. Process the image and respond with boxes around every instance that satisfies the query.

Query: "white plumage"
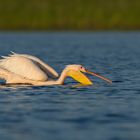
[0,52,58,83]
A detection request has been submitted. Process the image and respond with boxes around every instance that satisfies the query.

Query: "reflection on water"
[0,32,140,140]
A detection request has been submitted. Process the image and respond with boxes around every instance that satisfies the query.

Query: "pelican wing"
[11,52,58,78]
[0,52,58,81]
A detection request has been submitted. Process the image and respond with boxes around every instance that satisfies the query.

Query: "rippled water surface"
[0,32,140,140]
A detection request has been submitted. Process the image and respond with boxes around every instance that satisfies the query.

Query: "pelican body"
[0,52,112,86]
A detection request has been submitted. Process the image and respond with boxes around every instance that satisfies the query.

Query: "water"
[0,32,140,140]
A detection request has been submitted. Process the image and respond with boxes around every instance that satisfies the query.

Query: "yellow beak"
[67,70,93,85]
[67,69,112,85]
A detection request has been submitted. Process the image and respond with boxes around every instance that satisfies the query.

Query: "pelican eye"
[80,66,84,71]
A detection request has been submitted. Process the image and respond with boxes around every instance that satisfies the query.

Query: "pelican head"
[65,64,112,85]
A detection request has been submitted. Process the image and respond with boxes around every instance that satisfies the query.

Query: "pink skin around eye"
[80,66,86,72]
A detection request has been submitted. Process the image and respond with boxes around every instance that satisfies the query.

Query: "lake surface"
[0,32,140,140]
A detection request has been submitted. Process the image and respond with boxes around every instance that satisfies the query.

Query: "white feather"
[0,53,58,81]
[1,56,9,59]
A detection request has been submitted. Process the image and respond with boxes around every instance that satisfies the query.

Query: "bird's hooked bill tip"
[85,69,112,84]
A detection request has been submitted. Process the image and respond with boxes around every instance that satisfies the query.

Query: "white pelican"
[0,52,112,86]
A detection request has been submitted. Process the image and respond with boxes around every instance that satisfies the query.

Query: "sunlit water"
[0,32,140,140]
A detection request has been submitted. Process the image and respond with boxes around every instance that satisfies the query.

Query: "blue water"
[0,32,140,140]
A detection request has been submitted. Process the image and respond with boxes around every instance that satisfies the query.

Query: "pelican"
[0,52,112,86]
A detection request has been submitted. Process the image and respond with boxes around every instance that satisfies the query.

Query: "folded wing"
[0,52,58,81]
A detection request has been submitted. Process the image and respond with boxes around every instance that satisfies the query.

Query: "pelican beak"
[67,70,93,85]
[85,69,112,84]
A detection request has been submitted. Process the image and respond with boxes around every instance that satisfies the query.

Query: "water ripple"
[0,32,140,140]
